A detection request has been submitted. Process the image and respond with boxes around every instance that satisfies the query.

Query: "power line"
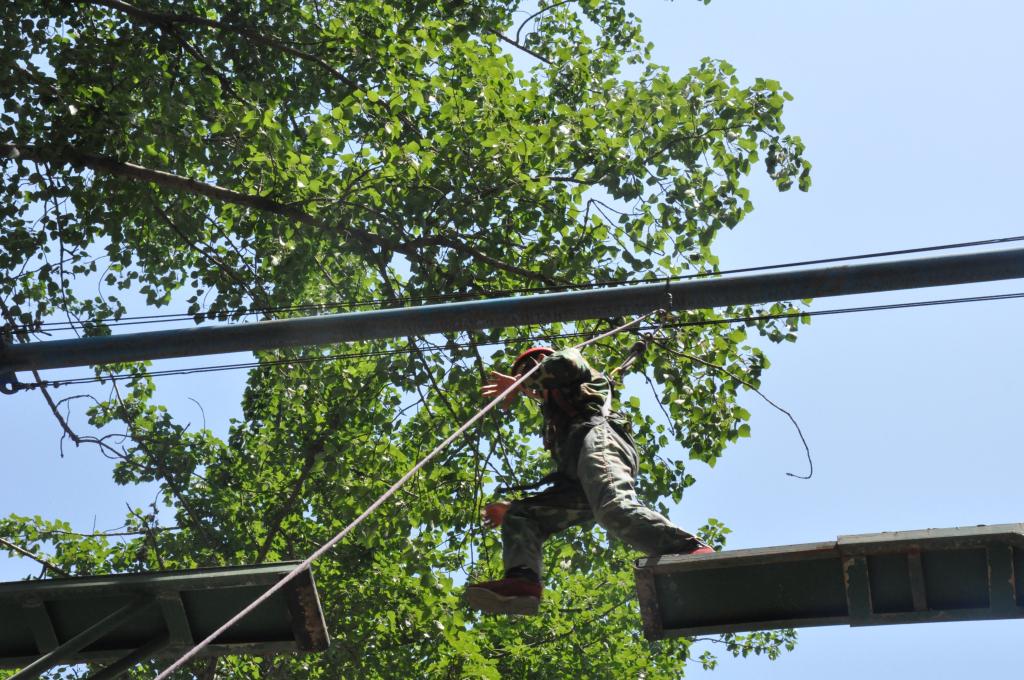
[26,290,1024,389]
[16,234,1024,334]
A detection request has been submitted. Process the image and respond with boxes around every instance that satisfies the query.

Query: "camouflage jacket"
[522,348,623,469]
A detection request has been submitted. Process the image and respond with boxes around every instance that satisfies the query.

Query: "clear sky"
[2,2,1023,678]
[632,1,1024,677]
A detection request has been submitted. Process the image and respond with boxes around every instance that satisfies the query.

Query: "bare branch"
[5,143,545,284]
[0,537,71,577]
[494,33,552,65]
[514,0,575,44]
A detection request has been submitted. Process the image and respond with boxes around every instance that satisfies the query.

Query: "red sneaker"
[679,540,715,556]
[464,577,542,615]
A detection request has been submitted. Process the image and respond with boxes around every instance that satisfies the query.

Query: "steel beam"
[0,563,328,671]
[9,598,154,680]
[1,247,1022,377]
[635,523,1024,639]
[85,630,171,680]
[19,597,58,655]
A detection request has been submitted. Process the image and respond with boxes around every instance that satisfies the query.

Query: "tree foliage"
[0,1,809,677]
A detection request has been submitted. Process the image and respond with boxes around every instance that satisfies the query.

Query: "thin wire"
[653,339,814,480]
[27,290,1024,389]
[18,234,1024,333]
[151,311,660,680]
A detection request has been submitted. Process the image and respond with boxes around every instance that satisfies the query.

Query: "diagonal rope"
[152,310,660,679]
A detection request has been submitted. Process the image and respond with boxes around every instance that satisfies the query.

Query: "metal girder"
[0,563,329,676]
[86,631,171,680]
[634,523,1024,639]
[9,597,155,680]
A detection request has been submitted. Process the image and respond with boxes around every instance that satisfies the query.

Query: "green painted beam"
[635,523,1024,639]
[10,598,155,680]
[0,562,329,671]
[87,630,171,680]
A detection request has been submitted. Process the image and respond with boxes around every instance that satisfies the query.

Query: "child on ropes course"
[464,346,711,615]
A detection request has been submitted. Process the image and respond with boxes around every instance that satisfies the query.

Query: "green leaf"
[0,2,808,675]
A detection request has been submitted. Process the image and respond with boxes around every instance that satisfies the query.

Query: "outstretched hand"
[481,371,520,409]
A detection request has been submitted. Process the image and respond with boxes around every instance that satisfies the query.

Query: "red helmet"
[511,346,554,375]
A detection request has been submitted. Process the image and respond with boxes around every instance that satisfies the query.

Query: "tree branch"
[6,143,307,220]
[256,441,322,562]
[153,203,271,310]
[654,337,813,479]
[5,143,543,283]
[81,0,359,88]
[494,33,552,65]
[0,537,71,577]
[514,0,575,44]
[81,0,423,135]
[108,383,225,551]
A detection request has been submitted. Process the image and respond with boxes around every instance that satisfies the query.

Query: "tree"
[0,1,809,677]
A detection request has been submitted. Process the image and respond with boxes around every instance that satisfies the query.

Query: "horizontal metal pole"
[2,248,1022,374]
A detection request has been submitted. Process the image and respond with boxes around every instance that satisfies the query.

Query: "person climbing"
[463,346,712,615]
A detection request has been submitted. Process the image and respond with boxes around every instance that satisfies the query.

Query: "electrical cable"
[24,290,1024,389]
[16,234,1024,334]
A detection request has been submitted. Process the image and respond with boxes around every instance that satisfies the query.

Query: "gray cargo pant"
[502,417,699,576]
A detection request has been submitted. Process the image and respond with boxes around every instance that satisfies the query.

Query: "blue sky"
[2,1,1023,677]
[632,1,1024,676]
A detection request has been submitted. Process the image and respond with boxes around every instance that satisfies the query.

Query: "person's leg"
[577,421,707,556]
[465,483,592,615]
[501,483,593,579]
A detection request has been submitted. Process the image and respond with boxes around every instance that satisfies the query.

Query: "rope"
[152,310,660,679]
[609,338,649,381]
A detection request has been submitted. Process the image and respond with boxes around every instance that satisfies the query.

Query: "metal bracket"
[0,334,21,394]
[0,372,19,395]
